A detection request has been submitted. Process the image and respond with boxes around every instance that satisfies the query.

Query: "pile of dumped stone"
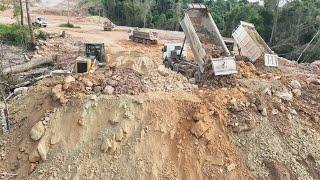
[142,65,196,92]
[52,68,147,104]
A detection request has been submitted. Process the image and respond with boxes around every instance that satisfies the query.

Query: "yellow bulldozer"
[75,43,106,73]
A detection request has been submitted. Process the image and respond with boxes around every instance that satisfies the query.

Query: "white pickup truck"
[32,17,48,27]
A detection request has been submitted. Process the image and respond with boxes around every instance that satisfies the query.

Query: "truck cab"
[162,43,187,62]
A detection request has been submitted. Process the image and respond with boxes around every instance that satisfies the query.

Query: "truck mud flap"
[211,57,237,76]
[264,54,278,67]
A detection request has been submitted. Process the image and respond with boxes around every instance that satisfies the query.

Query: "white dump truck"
[232,21,278,67]
[128,28,159,44]
[163,3,237,82]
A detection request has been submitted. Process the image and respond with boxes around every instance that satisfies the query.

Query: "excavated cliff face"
[0,67,319,179]
[0,82,251,179]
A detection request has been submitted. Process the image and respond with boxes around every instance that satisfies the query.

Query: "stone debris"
[289,80,301,89]
[275,90,293,102]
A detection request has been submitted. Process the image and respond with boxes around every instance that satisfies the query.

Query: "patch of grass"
[58,23,80,28]
[0,24,29,45]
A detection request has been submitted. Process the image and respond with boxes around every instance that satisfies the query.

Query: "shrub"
[0,24,29,45]
[58,23,80,28]
[35,30,51,40]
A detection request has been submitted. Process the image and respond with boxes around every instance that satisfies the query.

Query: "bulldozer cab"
[85,43,105,63]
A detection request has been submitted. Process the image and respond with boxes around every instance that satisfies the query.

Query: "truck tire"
[173,64,179,73]
[146,40,151,44]
[194,70,202,83]
[163,59,171,69]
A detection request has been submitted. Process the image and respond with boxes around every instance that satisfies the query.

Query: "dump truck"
[232,21,278,67]
[103,21,115,31]
[163,3,237,82]
[75,43,105,73]
[128,28,159,44]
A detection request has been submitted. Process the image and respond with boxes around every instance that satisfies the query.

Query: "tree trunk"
[67,0,70,24]
[269,0,280,45]
[25,0,35,49]
[19,0,24,26]
[2,57,54,75]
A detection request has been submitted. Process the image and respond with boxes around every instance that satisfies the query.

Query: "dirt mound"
[0,84,252,179]
[110,51,157,74]
[81,16,111,24]
[108,49,195,92]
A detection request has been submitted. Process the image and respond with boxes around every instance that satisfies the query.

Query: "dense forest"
[87,0,320,62]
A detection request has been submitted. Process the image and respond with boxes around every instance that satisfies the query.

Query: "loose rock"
[30,122,45,141]
[289,80,301,89]
[103,86,115,95]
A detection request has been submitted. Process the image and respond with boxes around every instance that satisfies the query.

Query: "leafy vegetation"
[34,30,51,40]
[0,24,29,45]
[58,23,80,28]
[0,3,9,11]
[87,0,320,62]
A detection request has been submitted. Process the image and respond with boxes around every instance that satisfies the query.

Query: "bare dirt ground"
[1,3,320,180]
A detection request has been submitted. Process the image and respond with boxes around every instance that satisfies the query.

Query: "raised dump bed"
[180,3,237,75]
[232,21,278,67]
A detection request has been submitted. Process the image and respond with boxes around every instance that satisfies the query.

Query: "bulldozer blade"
[211,57,237,76]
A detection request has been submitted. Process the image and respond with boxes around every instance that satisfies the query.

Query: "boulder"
[37,136,50,161]
[64,75,75,84]
[52,84,67,104]
[30,121,45,141]
[275,91,293,102]
[115,129,124,142]
[101,139,118,153]
[272,109,279,115]
[292,89,301,97]
[103,86,114,95]
[82,78,93,87]
[289,80,301,89]
[14,87,28,95]
[261,108,268,117]
[226,163,236,172]
[157,65,170,77]
[100,139,112,153]
[190,121,210,138]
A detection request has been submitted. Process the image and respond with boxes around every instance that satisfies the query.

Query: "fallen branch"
[11,74,51,89]
[2,57,54,75]
[0,172,18,180]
